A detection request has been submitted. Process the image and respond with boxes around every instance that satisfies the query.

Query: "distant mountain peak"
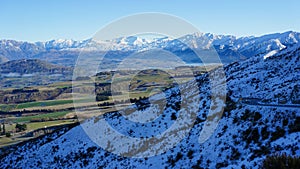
[0,31,299,65]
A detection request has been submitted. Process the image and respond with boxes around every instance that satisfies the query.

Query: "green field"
[0,104,17,112]
[13,111,72,123]
[0,136,29,147]
[26,120,76,130]
[15,100,74,109]
[3,119,76,132]
[0,119,76,147]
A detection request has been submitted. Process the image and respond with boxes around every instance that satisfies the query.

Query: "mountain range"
[0,31,299,66]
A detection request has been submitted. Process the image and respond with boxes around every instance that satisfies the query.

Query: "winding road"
[241,98,300,108]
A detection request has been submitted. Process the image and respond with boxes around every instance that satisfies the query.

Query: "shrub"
[216,162,229,169]
[254,112,262,121]
[171,113,177,121]
[96,95,109,101]
[252,146,270,158]
[252,128,260,143]
[242,127,260,144]
[262,154,300,169]
[5,132,11,137]
[194,117,206,125]
[175,152,183,161]
[270,126,285,141]
[261,126,270,140]
[231,148,241,160]
[288,116,300,133]
[222,125,228,132]
[187,150,194,159]
[282,118,289,126]
[192,166,204,169]
[223,95,237,116]
[15,123,27,132]
[241,109,251,121]
[233,117,239,124]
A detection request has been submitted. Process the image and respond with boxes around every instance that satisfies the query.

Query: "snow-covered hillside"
[0,36,299,168]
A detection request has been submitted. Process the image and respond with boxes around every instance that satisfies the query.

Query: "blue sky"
[1,0,299,42]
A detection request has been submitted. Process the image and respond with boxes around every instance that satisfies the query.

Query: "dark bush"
[252,146,271,158]
[254,112,262,121]
[252,128,260,143]
[270,126,285,141]
[15,123,27,132]
[96,95,109,101]
[241,109,252,121]
[187,150,194,159]
[175,152,183,161]
[216,162,229,169]
[171,113,177,121]
[242,127,260,144]
[223,95,237,116]
[282,118,289,126]
[261,126,270,140]
[5,132,11,137]
[231,148,241,160]
[288,116,300,133]
[262,154,300,169]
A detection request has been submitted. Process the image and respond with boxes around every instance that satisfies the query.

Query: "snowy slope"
[0,39,299,168]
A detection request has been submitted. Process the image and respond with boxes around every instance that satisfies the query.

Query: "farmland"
[0,65,214,147]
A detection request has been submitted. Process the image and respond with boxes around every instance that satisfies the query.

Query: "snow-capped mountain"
[1,35,299,168]
[0,31,299,66]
